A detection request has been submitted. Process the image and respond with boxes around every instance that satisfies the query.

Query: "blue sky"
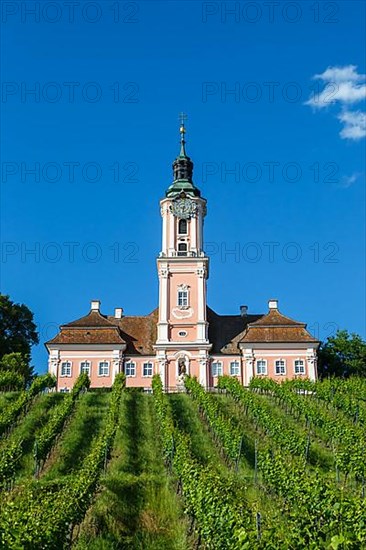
[1,0,365,372]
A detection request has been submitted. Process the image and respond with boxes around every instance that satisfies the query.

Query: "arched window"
[178,243,187,256]
[178,219,188,235]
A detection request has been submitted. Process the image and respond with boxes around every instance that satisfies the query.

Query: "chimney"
[240,305,248,317]
[114,307,123,319]
[91,300,101,312]
[268,299,278,310]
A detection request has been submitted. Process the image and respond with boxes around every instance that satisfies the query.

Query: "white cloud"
[339,172,363,188]
[313,65,365,83]
[305,65,366,141]
[306,82,366,109]
[338,110,366,140]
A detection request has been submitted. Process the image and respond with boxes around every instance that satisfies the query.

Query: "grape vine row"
[0,373,126,549]
[0,374,55,437]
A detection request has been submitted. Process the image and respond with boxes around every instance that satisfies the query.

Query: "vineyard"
[0,374,365,549]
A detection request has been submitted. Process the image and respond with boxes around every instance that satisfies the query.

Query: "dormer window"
[177,243,187,256]
[178,219,188,235]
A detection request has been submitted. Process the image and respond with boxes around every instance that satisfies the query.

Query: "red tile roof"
[46,305,318,351]
[63,310,117,328]
[107,309,159,355]
[239,308,318,344]
[46,327,125,345]
[207,307,262,353]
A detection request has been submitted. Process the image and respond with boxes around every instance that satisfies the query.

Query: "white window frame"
[60,361,72,377]
[80,361,91,376]
[177,289,189,307]
[125,361,136,377]
[294,359,305,375]
[143,362,153,377]
[275,359,286,376]
[229,361,240,376]
[256,359,267,376]
[211,361,223,377]
[98,361,109,377]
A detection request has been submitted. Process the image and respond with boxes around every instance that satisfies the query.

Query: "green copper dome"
[166,118,201,198]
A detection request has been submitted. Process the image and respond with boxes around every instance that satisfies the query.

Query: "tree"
[0,295,39,359]
[318,329,366,378]
[0,352,34,386]
[0,370,24,391]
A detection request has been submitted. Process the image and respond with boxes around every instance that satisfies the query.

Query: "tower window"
[178,290,188,307]
[178,219,188,235]
[177,243,187,256]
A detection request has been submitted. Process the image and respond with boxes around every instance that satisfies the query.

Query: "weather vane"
[179,112,187,135]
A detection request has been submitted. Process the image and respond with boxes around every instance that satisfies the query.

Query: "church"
[46,121,319,391]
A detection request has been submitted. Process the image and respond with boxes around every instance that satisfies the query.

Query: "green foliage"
[0,373,56,437]
[0,295,38,368]
[0,369,24,391]
[0,373,126,549]
[0,376,56,487]
[34,372,91,466]
[1,374,366,548]
[0,393,59,488]
[218,375,307,457]
[152,374,258,549]
[0,352,33,387]
[185,376,242,462]
[249,376,366,480]
[75,390,189,549]
[318,329,366,378]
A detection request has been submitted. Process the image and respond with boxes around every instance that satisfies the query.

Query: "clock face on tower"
[170,197,197,219]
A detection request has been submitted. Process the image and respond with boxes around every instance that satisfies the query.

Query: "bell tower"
[155,116,211,388]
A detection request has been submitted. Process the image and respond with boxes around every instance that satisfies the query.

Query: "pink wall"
[123,357,155,389]
[56,351,114,391]
[208,356,243,387]
[253,349,309,381]
[168,270,202,326]
[54,349,315,391]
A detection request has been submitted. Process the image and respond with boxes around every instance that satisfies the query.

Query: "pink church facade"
[46,123,319,391]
